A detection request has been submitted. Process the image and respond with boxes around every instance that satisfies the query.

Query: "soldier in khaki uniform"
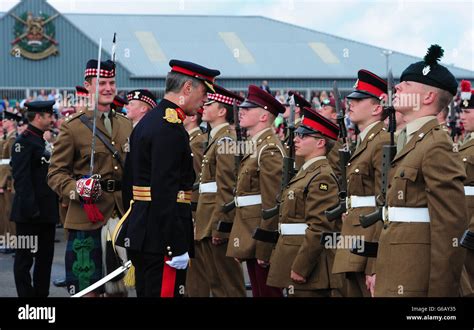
[226,85,285,297]
[319,97,344,179]
[0,111,22,253]
[282,92,309,170]
[194,85,246,297]
[267,107,343,297]
[375,45,467,297]
[332,69,389,297]
[458,83,474,297]
[184,108,210,297]
[48,59,133,296]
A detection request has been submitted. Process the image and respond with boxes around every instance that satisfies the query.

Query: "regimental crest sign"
[10,11,59,60]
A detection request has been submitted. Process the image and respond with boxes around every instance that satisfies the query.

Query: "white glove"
[165,252,189,270]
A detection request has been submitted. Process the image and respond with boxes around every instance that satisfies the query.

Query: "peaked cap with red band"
[84,59,116,79]
[296,107,339,140]
[75,85,89,97]
[239,85,285,116]
[126,89,157,108]
[169,59,220,93]
[347,69,387,100]
[113,95,129,108]
[111,95,129,113]
[206,84,244,106]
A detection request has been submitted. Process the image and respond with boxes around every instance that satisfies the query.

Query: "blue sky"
[2,0,472,71]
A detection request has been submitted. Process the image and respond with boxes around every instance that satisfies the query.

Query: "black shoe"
[53,278,67,287]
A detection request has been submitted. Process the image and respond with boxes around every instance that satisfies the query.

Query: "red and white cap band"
[84,68,116,79]
[207,93,241,106]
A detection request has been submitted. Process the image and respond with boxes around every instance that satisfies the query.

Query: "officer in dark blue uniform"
[117,60,220,297]
[11,100,59,297]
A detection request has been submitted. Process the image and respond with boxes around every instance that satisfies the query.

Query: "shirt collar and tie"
[355,121,379,150]
[209,122,229,141]
[301,155,326,171]
[101,111,113,136]
[396,115,436,154]
[251,127,272,143]
[461,132,472,146]
[186,126,201,136]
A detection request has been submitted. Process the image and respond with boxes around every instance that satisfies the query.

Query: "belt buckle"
[278,223,281,234]
[234,196,239,207]
[383,206,389,225]
[106,180,115,192]
[346,196,351,209]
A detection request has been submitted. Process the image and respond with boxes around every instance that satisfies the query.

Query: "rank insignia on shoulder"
[163,108,182,124]
[319,183,328,191]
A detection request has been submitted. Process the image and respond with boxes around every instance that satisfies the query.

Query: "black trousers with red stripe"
[128,250,186,297]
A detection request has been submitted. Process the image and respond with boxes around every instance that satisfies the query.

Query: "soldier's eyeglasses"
[295,132,324,139]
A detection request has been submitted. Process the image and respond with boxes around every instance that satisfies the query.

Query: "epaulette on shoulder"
[64,111,85,123]
[115,111,129,119]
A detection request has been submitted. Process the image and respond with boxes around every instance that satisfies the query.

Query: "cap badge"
[422,65,431,76]
[463,100,469,107]
[353,79,359,89]
[163,108,182,124]
[134,91,140,99]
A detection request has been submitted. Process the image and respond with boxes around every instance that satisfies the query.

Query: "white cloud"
[0,0,20,11]
[446,26,474,71]
[333,0,473,70]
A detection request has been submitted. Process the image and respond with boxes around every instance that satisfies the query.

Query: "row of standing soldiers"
[185,45,474,298]
[3,45,473,298]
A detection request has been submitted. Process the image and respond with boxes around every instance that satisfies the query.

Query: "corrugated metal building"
[1,0,473,99]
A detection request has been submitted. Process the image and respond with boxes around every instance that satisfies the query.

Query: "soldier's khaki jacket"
[267,158,343,290]
[47,109,132,231]
[459,135,474,294]
[332,121,389,274]
[326,139,343,180]
[195,124,236,240]
[227,128,284,261]
[460,136,474,230]
[189,127,207,214]
[0,130,16,191]
[375,119,467,297]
